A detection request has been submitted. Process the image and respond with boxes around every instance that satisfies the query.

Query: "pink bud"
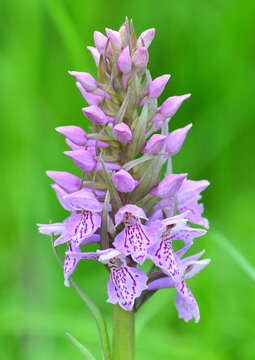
[160,94,191,119]
[148,74,171,99]
[132,47,149,70]
[64,149,96,172]
[105,28,121,50]
[119,24,128,47]
[87,46,100,66]
[151,112,165,129]
[143,134,167,155]
[46,171,82,193]
[94,31,108,54]
[82,105,108,125]
[166,124,193,156]
[150,173,187,198]
[68,71,97,92]
[55,125,88,146]
[112,169,138,193]
[112,122,133,143]
[65,138,83,150]
[98,162,121,171]
[76,82,102,105]
[94,88,111,99]
[117,46,132,74]
[137,28,155,48]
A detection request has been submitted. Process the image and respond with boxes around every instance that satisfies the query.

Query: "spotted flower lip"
[67,248,148,310]
[148,247,210,322]
[147,212,205,280]
[113,205,153,264]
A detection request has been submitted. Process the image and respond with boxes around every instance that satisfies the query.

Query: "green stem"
[112,305,135,360]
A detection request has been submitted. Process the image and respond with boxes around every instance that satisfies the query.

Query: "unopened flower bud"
[151,112,165,129]
[112,122,133,142]
[166,124,192,156]
[148,74,171,99]
[137,28,155,48]
[46,171,82,193]
[105,28,121,51]
[112,169,138,193]
[150,173,187,198]
[143,134,167,155]
[132,47,149,70]
[69,71,97,92]
[117,46,132,74]
[55,125,88,146]
[160,94,191,119]
[64,149,96,172]
[87,46,100,66]
[82,105,108,125]
[119,24,128,47]
[76,82,102,105]
[94,31,108,54]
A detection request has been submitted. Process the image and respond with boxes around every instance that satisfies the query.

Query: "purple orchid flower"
[68,248,148,310]
[148,246,210,322]
[38,219,100,286]
[113,205,154,264]
[153,175,209,228]
[147,212,206,280]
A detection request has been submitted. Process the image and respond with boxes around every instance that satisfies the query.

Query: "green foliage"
[1,0,255,359]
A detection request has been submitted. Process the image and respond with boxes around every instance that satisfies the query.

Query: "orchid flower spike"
[38,18,210,331]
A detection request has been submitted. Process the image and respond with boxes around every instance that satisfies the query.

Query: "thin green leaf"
[212,230,255,281]
[100,160,122,213]
[51,241,111,360]
[70,280,111,360]
[136,194,160,214]
[115,87,131,124]
[123,155,153,171]
[130,156,164,202]
[100,190,110,250]
[127,103,149,160]
[66,332,96,360]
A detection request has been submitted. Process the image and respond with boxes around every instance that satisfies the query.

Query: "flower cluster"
[38,19,210,322]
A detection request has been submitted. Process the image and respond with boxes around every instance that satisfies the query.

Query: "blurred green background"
[1,0,255,359]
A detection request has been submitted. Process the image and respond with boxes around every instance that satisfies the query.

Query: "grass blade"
[66,332,96,360]
[212,229,255,281]
[51,239,111,360]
